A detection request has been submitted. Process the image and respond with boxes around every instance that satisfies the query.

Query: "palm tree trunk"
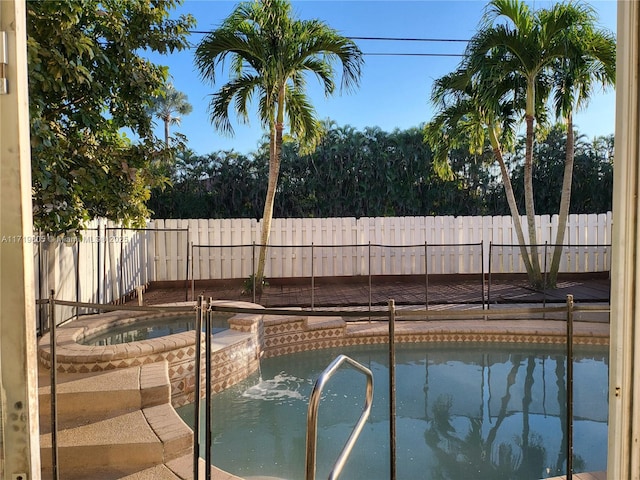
[524,113,543,287]
[553,355,568,473]
[489,127,535,276]
[164,118,170,147]
[549,115,575,286]
[520,356,536,470]
[256,127,279,288]
[485,355,522,449]
[256,87,286,287]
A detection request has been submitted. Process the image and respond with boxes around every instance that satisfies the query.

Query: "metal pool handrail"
[305,354,374,480]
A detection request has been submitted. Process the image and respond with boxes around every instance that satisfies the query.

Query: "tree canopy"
[27,0,195,235]
[149,123,614,220]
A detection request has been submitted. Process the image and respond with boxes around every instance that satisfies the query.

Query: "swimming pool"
[178,342,608,480]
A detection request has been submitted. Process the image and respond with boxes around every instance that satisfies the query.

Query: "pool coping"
[260,312,609,360]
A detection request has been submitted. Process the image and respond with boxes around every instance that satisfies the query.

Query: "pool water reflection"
[178,343,608,480]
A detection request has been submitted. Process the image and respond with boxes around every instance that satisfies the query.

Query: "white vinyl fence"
[35,213,613,321]
[158,213,612,280]
[34,219,155,323]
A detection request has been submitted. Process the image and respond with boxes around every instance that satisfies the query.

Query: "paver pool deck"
[135,273,610,309]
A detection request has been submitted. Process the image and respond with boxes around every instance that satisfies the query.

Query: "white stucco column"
[0,0,41,477]
[608,1,640,479]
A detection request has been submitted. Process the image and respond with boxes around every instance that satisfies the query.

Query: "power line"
[186,32,467,57]
[349,36,469,43]
[189,31,470,43]
[364,52,464,57]
[183,43,464,57]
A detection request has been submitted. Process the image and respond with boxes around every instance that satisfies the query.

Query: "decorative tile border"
[261,316,609,358]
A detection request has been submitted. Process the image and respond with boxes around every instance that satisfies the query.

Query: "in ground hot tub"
[37,301,264,406]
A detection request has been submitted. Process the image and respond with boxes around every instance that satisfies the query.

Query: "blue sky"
[146,0,618,156]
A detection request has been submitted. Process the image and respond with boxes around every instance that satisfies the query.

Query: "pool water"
[178,343,609,480]
[82,314,231,346]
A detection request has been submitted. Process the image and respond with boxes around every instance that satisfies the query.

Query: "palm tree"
[547,22,615,285]
[462,0,614,287]
[425,66,540,279]
[149,83,193,146]
[194,0,362,288]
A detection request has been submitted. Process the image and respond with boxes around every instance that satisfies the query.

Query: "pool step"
[40,409,169,473]
[166,455,245,479]
[39,362,169,430]
[39,361,192,479]
[35,464,182,480]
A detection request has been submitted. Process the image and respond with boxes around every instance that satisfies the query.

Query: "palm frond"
[481,0,534,34]
[284,84,321,152]
[298,56,335,96]
[193,0,363,142]
[208,74,263,135]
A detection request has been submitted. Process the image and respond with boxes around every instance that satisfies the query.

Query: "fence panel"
[138,228,149,287]
[54,240,76,321]
[227,218,242,278]
[123,227,144,295]
[538,214,551,244]
[597,212,612,271]
[147,222,157,285]
[77,227,100,307]
[166,219,179,281]
[153,220,168,281]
